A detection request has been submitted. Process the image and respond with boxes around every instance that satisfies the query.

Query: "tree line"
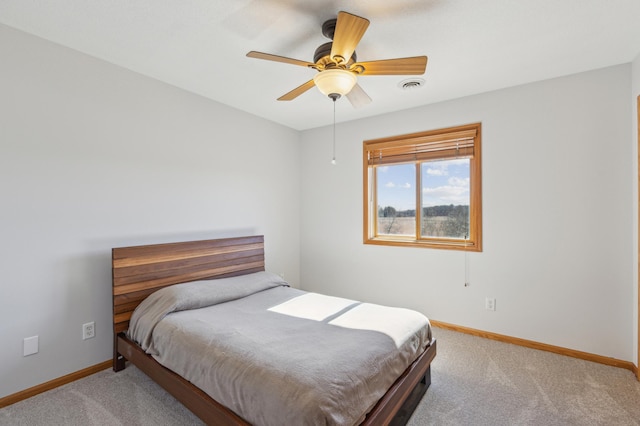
[378,204,469,238]
[378,204,468,218]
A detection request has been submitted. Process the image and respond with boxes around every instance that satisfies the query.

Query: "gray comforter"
[128,272,431,426]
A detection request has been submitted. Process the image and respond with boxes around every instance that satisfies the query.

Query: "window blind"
[365,128,476,166]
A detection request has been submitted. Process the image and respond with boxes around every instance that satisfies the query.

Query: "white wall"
[0,24,301,399]
[632,51,640,368]
[300,64,634,362]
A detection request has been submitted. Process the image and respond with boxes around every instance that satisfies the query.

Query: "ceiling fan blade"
[247,51,316,68]
[354,56,428,75]
[330,11,370,64]
[346,83,372,109]
[278,79,316,101]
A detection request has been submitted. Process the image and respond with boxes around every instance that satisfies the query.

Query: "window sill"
[364,237,482,252]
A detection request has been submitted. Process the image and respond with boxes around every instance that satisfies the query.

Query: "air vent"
[398,78,425,90]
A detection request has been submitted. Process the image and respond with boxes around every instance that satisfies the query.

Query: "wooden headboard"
[112,235,265,335]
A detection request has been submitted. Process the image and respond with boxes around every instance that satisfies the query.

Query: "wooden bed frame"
[112,235,437,425]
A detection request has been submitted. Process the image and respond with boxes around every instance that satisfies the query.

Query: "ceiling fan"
[246,11,428,108]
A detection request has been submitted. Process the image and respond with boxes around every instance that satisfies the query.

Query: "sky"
[376,159,470,211]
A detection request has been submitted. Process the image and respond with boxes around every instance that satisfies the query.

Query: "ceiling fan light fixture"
[313,69,357,98]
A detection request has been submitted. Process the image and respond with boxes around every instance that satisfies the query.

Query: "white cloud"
[425,158,469,177]
[423,184,469,205]
[385,181,411,189]
[425,167,447,176]
[424,185,468,197]
[448,177,470,187]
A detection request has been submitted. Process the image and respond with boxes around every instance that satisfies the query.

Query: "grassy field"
[378,217,416,235]
[378,216,458,237]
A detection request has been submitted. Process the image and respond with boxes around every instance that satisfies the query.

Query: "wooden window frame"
[363,123,482,252]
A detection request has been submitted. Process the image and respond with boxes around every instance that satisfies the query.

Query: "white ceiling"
[2,0,640,130]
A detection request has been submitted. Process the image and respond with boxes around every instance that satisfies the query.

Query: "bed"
[112,235,436,425]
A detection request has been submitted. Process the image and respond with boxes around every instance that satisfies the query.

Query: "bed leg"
[422,366,431,388]
[388,366,432,426]
[114,354,126,372]
[113,333,127,372]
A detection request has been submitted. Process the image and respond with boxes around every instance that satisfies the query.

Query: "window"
[363,123,482,251]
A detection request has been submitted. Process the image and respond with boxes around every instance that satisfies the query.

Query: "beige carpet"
[408,329,640,425]
[1,327,639,425]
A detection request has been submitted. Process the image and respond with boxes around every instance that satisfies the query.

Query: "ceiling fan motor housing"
[322,18,337,39]
[314,42,357,66]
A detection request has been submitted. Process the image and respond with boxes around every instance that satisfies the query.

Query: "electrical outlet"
[82,322,95,340]
[485,297,496,311]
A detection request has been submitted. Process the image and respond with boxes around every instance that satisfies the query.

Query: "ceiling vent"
[399,78,425,90]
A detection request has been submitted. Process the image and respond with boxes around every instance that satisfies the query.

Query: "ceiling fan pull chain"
[332,98,337,165]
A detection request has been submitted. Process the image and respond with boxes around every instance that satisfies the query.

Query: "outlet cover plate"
[82,322,95,340]
[23,335,39,356]
[485,297,496,311]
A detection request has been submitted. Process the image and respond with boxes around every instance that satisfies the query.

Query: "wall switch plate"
[23,336,39,356]
[485,297,496,311]
[82,322,95,340]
